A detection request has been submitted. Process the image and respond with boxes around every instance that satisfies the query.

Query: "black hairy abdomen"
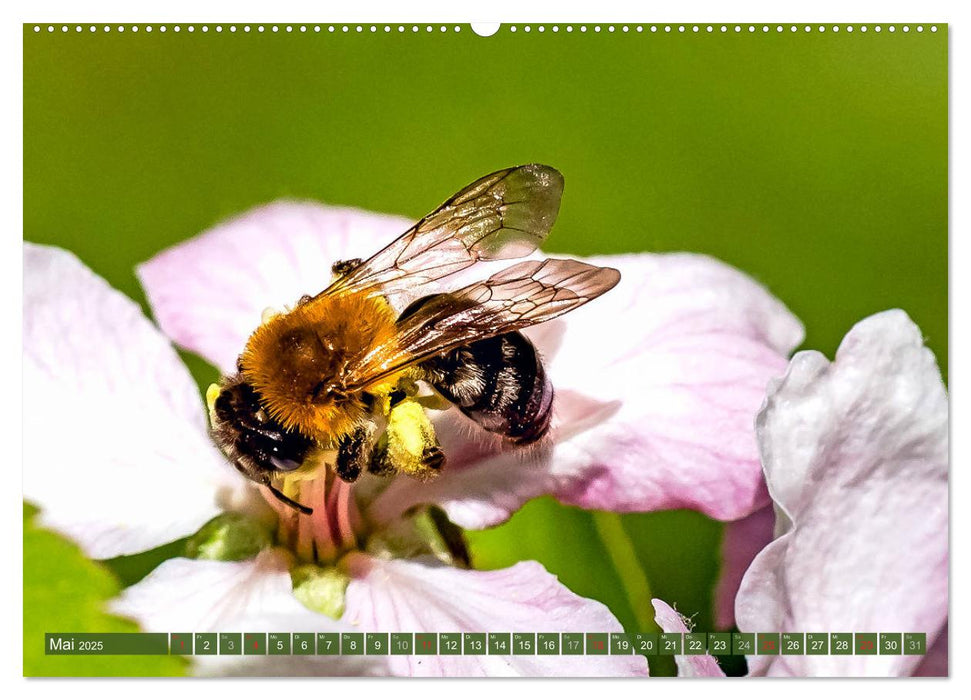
[400,296,554,445]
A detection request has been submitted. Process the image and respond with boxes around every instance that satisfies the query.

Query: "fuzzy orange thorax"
[239,291,400,443]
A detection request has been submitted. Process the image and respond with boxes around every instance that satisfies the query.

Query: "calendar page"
[22,17,948,679]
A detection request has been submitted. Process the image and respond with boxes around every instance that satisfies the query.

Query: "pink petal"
[137,202,413,373]
[736,310,948,677]
[111,550,387,676]
[913,623,948,677]
[713,505,775,629]
[370,253,802,530]
[548,254,802,518]
[651,599,725,677]
[341,554,648,677]
[23,244,242,559]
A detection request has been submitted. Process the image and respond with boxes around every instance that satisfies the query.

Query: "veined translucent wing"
[344,258,621,390]
[319,164,564,300]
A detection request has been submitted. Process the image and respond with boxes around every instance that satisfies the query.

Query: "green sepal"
[365,506,470,567]
[291,564,350,619]
[185,512,273,562]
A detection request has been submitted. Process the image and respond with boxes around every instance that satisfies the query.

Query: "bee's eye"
[270,457,302,472]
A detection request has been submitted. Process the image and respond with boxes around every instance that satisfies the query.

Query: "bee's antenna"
[267,483,313,515]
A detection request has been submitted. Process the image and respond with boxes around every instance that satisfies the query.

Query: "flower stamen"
[334,479,357,550]
[265,460,362,565]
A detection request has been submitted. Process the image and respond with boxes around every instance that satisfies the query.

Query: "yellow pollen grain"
[261,306,282,324]
[205,383,222,425]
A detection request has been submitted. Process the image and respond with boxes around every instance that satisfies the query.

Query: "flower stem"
[590,511,659,633]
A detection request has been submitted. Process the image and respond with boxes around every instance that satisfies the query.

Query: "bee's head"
[205,375,315,515]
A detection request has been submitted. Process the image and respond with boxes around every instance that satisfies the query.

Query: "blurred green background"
[24,24,947,676]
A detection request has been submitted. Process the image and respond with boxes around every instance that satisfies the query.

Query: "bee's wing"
[320,164,564,300]
[344,258,621,390]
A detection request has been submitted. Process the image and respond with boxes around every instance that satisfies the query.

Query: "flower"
[24,199,802,676]
[652,311,949,677]
[137,202,804,526]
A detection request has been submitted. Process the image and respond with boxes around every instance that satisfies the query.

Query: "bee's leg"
[331,258,363,279]
[335,423,376,483]
[376,400,445,479]
[368,439,395,476]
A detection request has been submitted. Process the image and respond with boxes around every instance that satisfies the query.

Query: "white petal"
[652,599,725,677]
[23,244,241,559]
[110,549,387,676]
[341,554,648,677]
[110,549,302,631]
[736,310,948,676]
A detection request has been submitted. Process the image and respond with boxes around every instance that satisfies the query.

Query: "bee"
[209,164,620,514]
